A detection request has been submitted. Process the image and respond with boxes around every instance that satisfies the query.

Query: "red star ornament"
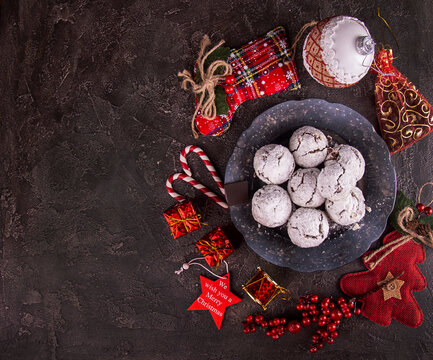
[340,231,426,327]
[188,273,241,329]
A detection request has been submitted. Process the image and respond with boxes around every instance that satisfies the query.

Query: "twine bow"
[196,238,227,268]
[178,35,232,138]
[364,183,433,270]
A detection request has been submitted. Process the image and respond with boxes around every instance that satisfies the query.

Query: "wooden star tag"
[378,271,405,301]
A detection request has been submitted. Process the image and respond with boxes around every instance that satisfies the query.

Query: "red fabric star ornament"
[340,231,426,327]
[188,273,241,329]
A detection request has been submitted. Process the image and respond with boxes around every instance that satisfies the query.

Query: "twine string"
[178,35,232,138]
[417,182,433,207]
[289,21,318,59]
[175,257,229,279]
[364,196,433,270]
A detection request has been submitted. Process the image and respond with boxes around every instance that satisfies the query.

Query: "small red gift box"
[196,227,234,268]
[163,201,201,239]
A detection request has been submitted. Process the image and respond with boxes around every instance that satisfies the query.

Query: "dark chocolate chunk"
[225,181,249,206]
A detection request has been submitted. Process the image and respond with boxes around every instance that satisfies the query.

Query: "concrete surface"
[1,1,433,359]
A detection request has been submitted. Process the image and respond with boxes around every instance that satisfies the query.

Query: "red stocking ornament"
[373,48,433,154]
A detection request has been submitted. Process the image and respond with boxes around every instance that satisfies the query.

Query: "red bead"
[280,318,287,325]
[310,294,319,303]
[348,302,354,309]
[310,347,317,353]
[355,308,362,315]
[271,328,277,335]
[287,320,301,334]
[326,338,334,344]
[273,318,280,326]
[302,311,309,317]
[312,334,320,341]
[261,321,268,328]
[304,304,310,310]
[337,297,345,304]
[296,303,304,311]
[331,331,339,338]
[344,312,352,318]
[327,323,337,332]
[330,309,343,321]
[319,314,327,322]
[309,304,316,311]
[322,309,330,315]
[255,315,264,323]
[417,203,425,213]
[299,297,306,303]
[243,327,250,334]
[318,321,326,327]
[329,302,335,309]
[302,317,311,327]
[425,207,433,216]
[250,325,256,333]
[334,319,341,325]
[317,343,323,349]
[340,303,347,309]
[268,320,274,327]
[224,85,234,94]
[272,334,279,340]
[266,330,272,336]
[225,74,235,85]
[246,315,254,323]
[312,316,318,322]
[321,331,328,338]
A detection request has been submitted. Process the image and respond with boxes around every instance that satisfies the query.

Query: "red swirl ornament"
[373,48,433,154]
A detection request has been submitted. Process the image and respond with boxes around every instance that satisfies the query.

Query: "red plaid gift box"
[196,227,234,267]
[195,26,300,136]
[163,200,201,239]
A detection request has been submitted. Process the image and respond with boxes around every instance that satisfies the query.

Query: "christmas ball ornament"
[303,16,374,88]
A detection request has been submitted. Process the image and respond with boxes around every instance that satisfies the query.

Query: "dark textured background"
[1,1,433,359]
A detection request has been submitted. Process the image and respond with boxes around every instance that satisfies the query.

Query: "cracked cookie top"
[289,126,328,168]
[251,185,292,228]
[253,144,295,184]
[325,144,365,181]
[287,208,329,248]
[287,168,325,208]
[325,187,366,226]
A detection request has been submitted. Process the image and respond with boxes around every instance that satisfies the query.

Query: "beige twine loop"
[289,21,318,60]
[364,200,433,271]
[178,35,232,138]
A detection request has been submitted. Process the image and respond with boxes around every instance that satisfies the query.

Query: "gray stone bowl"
[225,99,396,272]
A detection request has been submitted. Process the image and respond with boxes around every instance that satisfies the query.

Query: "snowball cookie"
[289,126,328,168]
[325,144,365,181]
[287,168,325,208]
[317,163,357,201]
[287,208,329,248]
[251,185,292,228]
[253,144,295,184]
[326,187,366,226]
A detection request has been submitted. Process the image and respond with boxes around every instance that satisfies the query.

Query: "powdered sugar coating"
[317,162,357,201]
[251,185,292,228]
[254,144,295,184]
[287,208,329,248]
[287,168,325,208]
[326,187,366,226]
[289,126,328,168]
[325,144,365,181]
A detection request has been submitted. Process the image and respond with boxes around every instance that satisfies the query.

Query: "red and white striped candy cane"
[180,145,226,197]
[166,173,228,209]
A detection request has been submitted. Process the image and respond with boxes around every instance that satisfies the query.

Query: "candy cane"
[166,173,228,209]
[180,145,226,197]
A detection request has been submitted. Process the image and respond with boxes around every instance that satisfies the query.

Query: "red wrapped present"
[163,201,202,239]
[196,227,234,267]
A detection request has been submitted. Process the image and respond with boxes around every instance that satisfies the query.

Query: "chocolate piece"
[225,181,249,206]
